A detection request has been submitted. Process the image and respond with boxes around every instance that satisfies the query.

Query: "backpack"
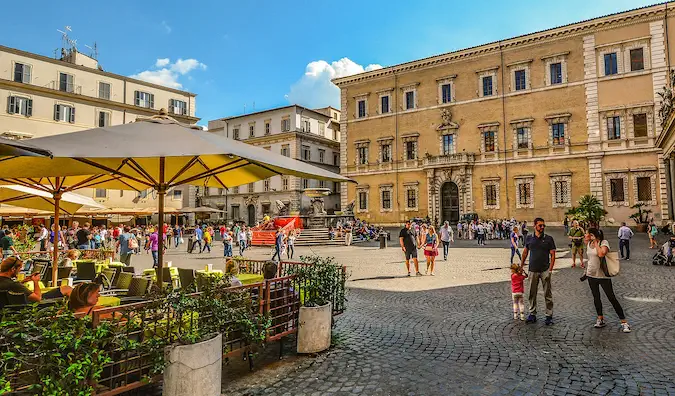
[128,234,139,250]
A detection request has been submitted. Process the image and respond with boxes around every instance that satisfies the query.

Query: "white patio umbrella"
[0,185,104,215]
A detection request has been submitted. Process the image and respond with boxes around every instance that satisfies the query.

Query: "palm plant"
[565,194,607,229]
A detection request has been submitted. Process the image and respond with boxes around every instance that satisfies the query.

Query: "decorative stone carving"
[631,171,657,206]
[310,197,327,216]
[275,200,288,216]
[344,200,355,215]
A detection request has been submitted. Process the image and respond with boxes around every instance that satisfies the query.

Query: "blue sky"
[4,0,658,126]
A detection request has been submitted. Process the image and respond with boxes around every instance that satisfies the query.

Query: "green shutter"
[7,96,15,114]
[70,106,76,123]
[26,99,32,117]
[149,94,155,109]
[54,104,60,121]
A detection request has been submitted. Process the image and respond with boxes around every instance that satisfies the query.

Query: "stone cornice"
[332,3,670,87]
[0,78,200,122]
[244,131,339,148]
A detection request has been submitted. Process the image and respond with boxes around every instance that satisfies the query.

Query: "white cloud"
[161,21,172,34]
[287,57,382,108]
[130,58,207,89]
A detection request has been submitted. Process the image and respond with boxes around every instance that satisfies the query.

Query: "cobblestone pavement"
[219,228,675,396]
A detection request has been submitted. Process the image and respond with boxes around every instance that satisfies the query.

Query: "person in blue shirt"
[194,226,203,253]
[271,228,284,261]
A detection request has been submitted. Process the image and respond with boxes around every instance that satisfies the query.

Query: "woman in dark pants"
[584,228,631,333]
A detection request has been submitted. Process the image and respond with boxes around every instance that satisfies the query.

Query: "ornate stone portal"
[426,166,474,225]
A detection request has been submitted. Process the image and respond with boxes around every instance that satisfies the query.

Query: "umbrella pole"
[52,191,61,287]
[157,157,166,287]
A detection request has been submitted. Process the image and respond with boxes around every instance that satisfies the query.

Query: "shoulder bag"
[600,250,620,277]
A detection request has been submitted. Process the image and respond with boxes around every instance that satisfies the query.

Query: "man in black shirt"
[399,220,421,276]
[520,217,556,325]
[76,222,92,250]
[0,257,42,303]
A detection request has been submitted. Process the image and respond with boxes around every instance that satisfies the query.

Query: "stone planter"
[297,303,331,354]
[163,333,222,396]
[636,223,648,233]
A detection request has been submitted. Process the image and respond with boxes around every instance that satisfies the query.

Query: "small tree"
[565,195,607,229]
[629,203,652,225]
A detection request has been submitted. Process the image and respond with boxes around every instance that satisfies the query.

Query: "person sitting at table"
[225,259,243,287]
[0,256,74,303]
[67,282,101,315]
[60,249,81,268]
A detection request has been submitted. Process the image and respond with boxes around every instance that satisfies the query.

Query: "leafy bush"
[566,195,607,229]
[291,255,347,308]
[629,202,652,225]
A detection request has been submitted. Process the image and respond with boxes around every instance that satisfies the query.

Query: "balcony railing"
[44,80,82,95]
[422,152,475,167]
[344,153,476,173]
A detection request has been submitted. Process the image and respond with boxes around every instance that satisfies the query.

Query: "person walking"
[271,228,284,261]
[149,228,159,268]
[117,226,135,266]
[648,221,658,249]
[440,221,453,261]
[583,228,631,332]
[238,226,248,256]
[174,224,182,248]
[563,216,569,234]
[344,222,353,246]
[476,222,486,246]
[510,263,528,321]
[520,221,529,247]
[194,225,204,253]
[510,226,522,264]
[222,230,233,257]
[520,217,556,325]
[399,220,421,276]
[37,224,48,252]
[617,222,634,261]
[203,227,212,253]
[423,226,440,275]
[568,220,585,268]
[287,229,296,259]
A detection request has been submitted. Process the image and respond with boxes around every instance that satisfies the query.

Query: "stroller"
[652,241,674,266]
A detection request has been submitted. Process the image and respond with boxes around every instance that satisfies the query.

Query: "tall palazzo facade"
[334,4,675,226]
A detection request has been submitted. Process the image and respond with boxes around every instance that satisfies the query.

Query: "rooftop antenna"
[56,25,77,51]
[84,42,98,60]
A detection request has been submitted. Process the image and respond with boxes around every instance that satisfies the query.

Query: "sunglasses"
[536,224,546,228]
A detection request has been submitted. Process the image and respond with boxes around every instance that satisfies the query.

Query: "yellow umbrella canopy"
[0,185,104,215]
[0,110,352,284]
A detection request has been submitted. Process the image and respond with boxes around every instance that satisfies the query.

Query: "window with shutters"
[59,73,74,93]
[231,205,240,220]
[633,113,648,138]
[319,122,325,136]
[334,153,340,166]
[169,99,187,115]
[281,117,291,132]
[301,117,310,132]
[98,82,111,100]
[630,48,644,71]
[233,128,240,140]
[54,104,75,123]
[381,190,391,210]
[604,53,618,75]
[636,177,651,202]
[358,191,368,210]
[607,116,621,140]
[282,177,289,191]
[14,63,31,84]
[95,189,107,199]
[249,123,255,137]
[232,186,239,194]
[6,96,33,117]
[610,178,625,202]
[405,141,416,160]
[514,70,527,91]
[302,179,309,189]
[281,145,290,157]
[319,180,325,188]
[263,179,270,192]
[550,63,563,84]
[265,121,271,135]
[134,91,154,108]
[357,146,368,165]
[98,111,110,127]
[482,76,493,97]
[302,145,311,161]
[319,149,325,163]
[248,183,254,193]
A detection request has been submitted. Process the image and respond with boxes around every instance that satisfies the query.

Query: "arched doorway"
[247,204,256,225]
[441,182,460,224]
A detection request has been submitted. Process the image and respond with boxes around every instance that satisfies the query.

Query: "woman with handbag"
[423,226,439,276]
[583,228,631,333]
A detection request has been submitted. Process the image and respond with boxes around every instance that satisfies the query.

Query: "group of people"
[399,220,455,276]
[509,217,632,333]
[332,219,380,245]
[456,218,527,243]
[218,223,253,257]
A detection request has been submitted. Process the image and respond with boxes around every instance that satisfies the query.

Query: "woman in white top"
[238,227,248,256]
[286,230,297,259]
[584,228,631,333]
[439,221,453,261]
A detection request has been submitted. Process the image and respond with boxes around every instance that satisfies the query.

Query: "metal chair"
[178,268,196,291]
[100,268,116,289]
[75,261,97,281]
[155,267,177,289]
[100,272,133,296]
[121,266,136,274]
[57,267,73,281]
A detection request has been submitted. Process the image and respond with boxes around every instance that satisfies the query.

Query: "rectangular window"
[281,118,290,132]
[382,144,392,162]
[357,100,366,118]
[134,91,154,108]
[282,177,289,190]
[54,104,75,123]
[233,128,240,140]
[482,76,493,97]
[95,189,106,198]
[302,145,311,161]
[516,127,529,149]
[357,147,368,165]
[442,134,454,155]
[249,124,255,137]
[406,189,416,208]
[484,131,495,152]
[333,129,339,141]
[485,185,497,206]
[550,63,562,84]
[6,96,33,117]
[610,178,625,202]
[319,180,325,188]
[637,177,652,202]
[263,179,270,192]
[382,190,391,209]
[98,111,110,127]
[302,179,309,189]
[319,122,325,135]
[333,153,340,166]
[405,141,416,160]
[169,99,187,115]
[281,145,290,157]
[265,122,270,135]
[630,48,644,71]
[98,82,111,100]
[232,186,239,194]
[441,84,452,103]
[607,116,621,140]
[302,118,311,132]
[554,181,567,204]
[514,70,526,91]
[319,150,325,163]
[173,190,182,200]
[14,63,31,84]
[358,191,367,210]
[248,183,254,193]
[405,91,415,110]
[381,95,390,113]
[633,113,648,138]
[552,123,565,146]
[59,73,74,93]
[231,205,240,219]
[604,53,618,76]
[518,183,531,205]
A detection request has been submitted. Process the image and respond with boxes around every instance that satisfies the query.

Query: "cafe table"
[25,281,56,294]
[143,267,179,279]
[237,273,264,285]
[98,296,120,308]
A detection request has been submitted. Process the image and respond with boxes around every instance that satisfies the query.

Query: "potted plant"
[291,255,346,354]
[565,194,608,229]
[629,203,652,233]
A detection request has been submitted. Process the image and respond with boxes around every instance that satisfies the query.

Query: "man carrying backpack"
[117,226,136,265]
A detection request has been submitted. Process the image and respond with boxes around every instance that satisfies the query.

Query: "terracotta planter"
[297,303,331,354]
[163,333,222,396]
[636,224,647,233]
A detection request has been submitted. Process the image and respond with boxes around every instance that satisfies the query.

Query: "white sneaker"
[594,318,606,328]
[621,322,632,333]
[513,313,518,320]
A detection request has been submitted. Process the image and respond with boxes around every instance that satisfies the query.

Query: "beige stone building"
[0,44,199,218]
[206,105,341,224]
[334,4,675,226]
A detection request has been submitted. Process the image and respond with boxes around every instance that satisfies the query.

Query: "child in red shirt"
[511,263,528,320]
